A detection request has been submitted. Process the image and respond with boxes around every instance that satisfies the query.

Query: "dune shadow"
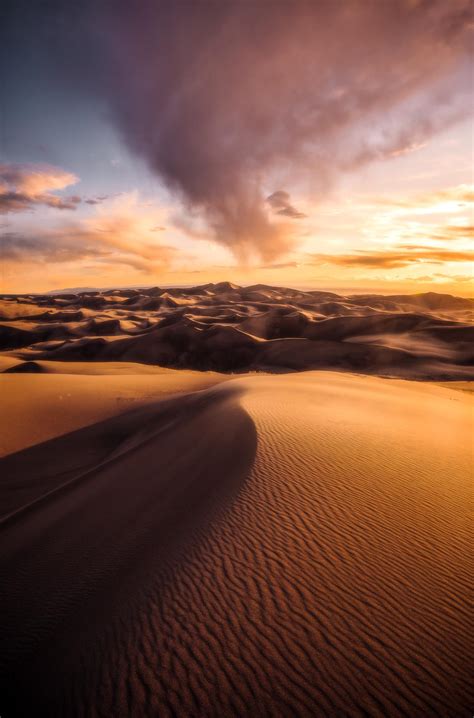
[0,382,257,712]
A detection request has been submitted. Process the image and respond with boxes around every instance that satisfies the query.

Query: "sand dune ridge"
[1,284,472,378]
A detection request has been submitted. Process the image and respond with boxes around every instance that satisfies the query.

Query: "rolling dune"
[0,364,228,456]
[0,371,472,716]
[1,284,472,378]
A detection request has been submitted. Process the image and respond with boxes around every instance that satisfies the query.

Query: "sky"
[0,0,472,295]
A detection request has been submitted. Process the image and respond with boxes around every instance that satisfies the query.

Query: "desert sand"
[0,363,229,457]
[1,283,473,378]
[0,355,472,716]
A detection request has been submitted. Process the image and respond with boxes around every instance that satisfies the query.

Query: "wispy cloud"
[1,193,176,272]
[260,261,300,270]
[388,141,428,158]
[84,194,121,205]
[309,248,474,269]
[437,225,474,239]
[0,163,81,214]
[1,231,109,263]
[367,184,474,211]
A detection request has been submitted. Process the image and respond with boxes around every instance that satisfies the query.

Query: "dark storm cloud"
[2,0,472,260]
[92,0,471,260]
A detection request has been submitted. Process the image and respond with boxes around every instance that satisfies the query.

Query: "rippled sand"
[0,370,472,716]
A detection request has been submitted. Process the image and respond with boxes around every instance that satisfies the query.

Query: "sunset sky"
[1,0,472,295]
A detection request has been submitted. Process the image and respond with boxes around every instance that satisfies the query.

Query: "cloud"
[266,191,307,219]
[1,230,109,264]
[384,223,473,246]
[431,224,474,240]
[388,141,428,158]
[260,261,300,270]
[432,272,474,283]
[35,0,470,261]
[369,184,474,210]
[84,194,119,205]
[309,247,474,269]
[0,163,81,214]
[1,193,176,272]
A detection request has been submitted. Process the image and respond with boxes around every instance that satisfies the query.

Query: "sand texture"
[1,283,473,378]
[0,370,472,716]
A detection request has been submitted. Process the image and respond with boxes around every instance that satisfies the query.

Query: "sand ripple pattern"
[0,373,472,716]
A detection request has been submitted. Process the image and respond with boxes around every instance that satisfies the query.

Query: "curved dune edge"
[0,372,472,716]
[0,366,230,457]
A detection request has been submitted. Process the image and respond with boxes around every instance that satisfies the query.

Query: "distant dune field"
[0,363,472,716]
[1,283,473,378]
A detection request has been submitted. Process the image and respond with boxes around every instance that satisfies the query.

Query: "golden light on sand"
[1,0,473,715]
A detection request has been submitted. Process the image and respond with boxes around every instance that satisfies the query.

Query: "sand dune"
[1,284,472,378]
[0,371,472,716]
[0,364,228,456]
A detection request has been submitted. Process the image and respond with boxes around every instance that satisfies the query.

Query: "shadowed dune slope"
[1,284,472,378]
[0,372,472,716]
[0,365,228,456]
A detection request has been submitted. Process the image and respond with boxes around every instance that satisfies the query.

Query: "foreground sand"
[0,368,472,716]
[0,362,229,456]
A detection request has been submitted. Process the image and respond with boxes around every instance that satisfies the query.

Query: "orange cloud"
[2,193,176,272]
[430,224,474,241]
[0,163,80,213]
[309,248,474,269]
[369,184,474,210]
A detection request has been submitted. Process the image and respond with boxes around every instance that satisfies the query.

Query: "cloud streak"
[429,224,474,241]
[368,184,474,210]
[310,248,474,269]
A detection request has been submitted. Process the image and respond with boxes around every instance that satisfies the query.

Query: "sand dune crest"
[0,372,471,716]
